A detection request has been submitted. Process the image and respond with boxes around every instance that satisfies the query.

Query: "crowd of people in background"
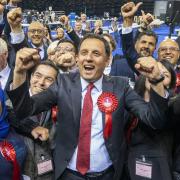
[1,0,180,180]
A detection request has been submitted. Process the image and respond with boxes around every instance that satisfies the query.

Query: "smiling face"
[30,64,57,95]
[77,38,110,82]
[28,22,45,47]
[135,35,156,57]
[158,39,180,65]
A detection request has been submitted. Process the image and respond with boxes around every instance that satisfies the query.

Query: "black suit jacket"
[12,37,48,61]
[110,56,135,82]
[7,72,168,180]
[121,31,140,76]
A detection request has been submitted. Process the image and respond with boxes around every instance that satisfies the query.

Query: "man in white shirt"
[7,8,48,60]
[0,38,12,97]
[8,34,169,180]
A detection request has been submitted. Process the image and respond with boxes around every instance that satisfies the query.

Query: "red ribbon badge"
[0,140,20,180]
[51,106,58,123]
[97,92,118,139]
[176,73,180,87]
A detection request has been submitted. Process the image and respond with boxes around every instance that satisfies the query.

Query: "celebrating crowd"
[1,0,180,180]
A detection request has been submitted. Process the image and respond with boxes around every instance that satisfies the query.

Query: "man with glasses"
[7,8,48,61]
[158,39,180,68]
[50,39,78,73]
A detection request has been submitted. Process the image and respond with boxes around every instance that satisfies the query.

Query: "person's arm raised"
[13,48,40,89]
[135,56,165,97]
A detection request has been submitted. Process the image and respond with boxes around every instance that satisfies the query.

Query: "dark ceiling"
[21,0,155,17]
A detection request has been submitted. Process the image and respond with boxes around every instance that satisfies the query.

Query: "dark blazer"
[110,56,135,82]
[7,72,169,180]
[12,37,48,61]
[0,23,5,36]
[121,31,140,76]
[8,108,55,179]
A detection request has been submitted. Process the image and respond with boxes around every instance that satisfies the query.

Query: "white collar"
[80,76,103,92]
[0,64,10,78]
[31,44,44,51]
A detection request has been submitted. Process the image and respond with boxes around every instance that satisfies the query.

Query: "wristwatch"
[148,74,165,85]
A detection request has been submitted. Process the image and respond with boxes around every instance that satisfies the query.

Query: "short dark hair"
[78,33,111,57]
[31,60,59,76]
[160,59,176,89]
[103,33,116,51]
[135,30,158,45]
[57,39,78,54]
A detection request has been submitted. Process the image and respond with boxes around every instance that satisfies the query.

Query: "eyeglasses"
[158,47,180,53]
[55,46,75,54]
[29,29,44,34]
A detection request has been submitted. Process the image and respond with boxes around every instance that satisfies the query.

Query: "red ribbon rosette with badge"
[97,92,118,139]
[0,140,20,180]
[51,106,58,123]
[176,73,180,87]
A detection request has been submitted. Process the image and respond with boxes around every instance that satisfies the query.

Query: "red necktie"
[76,83,94,175]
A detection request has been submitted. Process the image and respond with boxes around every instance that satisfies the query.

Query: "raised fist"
[59,15,69,28]
[7,7,22,29]
[15,48,40,73]
[0,0,7,14]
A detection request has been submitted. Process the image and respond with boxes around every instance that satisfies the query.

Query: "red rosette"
[176,73,180,87]
[51,106,58,123]
[97,92,118,139]
[0,140,20,180]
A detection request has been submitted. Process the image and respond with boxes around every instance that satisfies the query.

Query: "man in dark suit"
[8,34,168,180]
[121,2,180,75]
[7,8,48,61]
[8,60,58,179]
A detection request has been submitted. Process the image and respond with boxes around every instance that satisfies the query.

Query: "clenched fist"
[15,48,40,73]
[7,7,22,31]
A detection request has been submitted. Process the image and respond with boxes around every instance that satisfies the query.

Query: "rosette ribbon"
[0,140,20,180]
[176,73,180,87]
[51,106,58,123]
[97,92,118,139]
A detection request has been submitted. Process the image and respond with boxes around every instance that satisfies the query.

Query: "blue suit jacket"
[110,55,135,82]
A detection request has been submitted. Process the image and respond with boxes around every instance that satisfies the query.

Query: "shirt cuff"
[121,26,133,34]
[10,31,25,44]
[0,14,3,24]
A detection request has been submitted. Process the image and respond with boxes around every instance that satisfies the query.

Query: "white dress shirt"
[68,76,112,172]
[0,64,11,90]
[31,44,45,60]
[10,31,45,59]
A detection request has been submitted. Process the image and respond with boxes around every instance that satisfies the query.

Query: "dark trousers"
[59,166,114,180]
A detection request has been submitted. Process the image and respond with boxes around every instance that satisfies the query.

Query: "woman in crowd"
[126,60,176,180]
[43,24,52,47]
[0,87,27,180]
[91,19,103,35]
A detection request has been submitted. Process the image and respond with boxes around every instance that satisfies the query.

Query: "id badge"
[135,158,152,179]
[37,155,53,176]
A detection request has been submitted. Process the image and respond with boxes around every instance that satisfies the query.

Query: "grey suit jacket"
[7,72,169,180]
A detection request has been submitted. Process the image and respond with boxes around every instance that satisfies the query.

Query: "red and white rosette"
[51,106,58,123]
[0,140,20,180]
[176,73,180,87]
[97,92,118,139]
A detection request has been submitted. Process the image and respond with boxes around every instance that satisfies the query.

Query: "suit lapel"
[102,75,114,128]
[4,69,13,91]
[70,73,82,130]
